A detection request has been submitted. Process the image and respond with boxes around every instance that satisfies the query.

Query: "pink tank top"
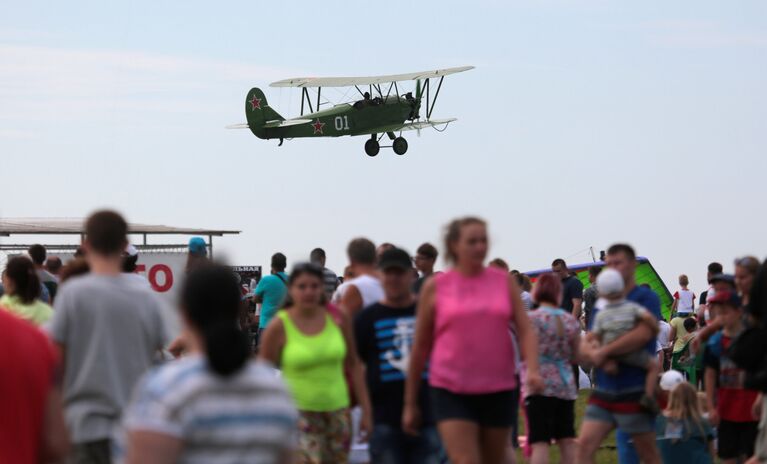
[430,267,517,394]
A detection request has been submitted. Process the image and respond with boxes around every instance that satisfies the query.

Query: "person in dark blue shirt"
[354,247,440,464]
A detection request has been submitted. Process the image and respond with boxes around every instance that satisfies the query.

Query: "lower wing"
[356,118,457,135]
[225,119,312,129]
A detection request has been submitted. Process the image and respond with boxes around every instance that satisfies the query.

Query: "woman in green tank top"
[259,263,372,464]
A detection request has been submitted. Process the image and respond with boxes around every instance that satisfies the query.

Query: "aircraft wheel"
[393,137,408,155]
[365,139,380,157]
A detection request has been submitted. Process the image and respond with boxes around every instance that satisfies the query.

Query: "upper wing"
[270,66,474,88]
[356,118,457,135]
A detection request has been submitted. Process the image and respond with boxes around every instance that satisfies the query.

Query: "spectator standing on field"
[45,256,63,279]
[0,256,54,326]
[50,210,168,464]
[698,262,723,324]
[254,253,289,345]
[355,248,441,464]
[0,309,69,463]
[577,244,662,464]
[116,265,298,464]
[404,217,543,464]
[552,258,584,395]
[672,274,695,317]
[310,247,339,301]
[185,237,210,273]
[413,243,438,296]
[703,291,759,464]
[582,266,602,330]
[29,244,58,302]
[339,238,384,317]
[523,272,581,464]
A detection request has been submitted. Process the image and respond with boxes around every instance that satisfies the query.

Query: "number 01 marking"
[334,116,350,131]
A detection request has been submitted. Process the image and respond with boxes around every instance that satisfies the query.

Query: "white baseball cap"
[660,370,685,391]
[597,268,624,296]
[125,244,139,257]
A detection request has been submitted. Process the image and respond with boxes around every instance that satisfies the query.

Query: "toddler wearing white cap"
[592,269,662,413]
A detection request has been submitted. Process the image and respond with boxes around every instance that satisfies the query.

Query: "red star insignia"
[312,119,325,135]
[249,95,262,110]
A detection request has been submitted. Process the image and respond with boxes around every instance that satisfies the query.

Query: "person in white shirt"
[339,238,384,317]
[657,317,672,370]
[672,274,695,317]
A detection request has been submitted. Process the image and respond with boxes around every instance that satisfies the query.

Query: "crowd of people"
[1,209,767,464]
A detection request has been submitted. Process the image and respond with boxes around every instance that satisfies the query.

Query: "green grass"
[515,389,618,464]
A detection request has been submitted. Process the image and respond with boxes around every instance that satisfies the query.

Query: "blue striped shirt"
[114,356,297,464]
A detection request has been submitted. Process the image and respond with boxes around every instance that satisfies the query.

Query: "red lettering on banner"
[148,264,173,292]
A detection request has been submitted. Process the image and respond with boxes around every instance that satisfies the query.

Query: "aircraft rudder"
[245,87,283,129]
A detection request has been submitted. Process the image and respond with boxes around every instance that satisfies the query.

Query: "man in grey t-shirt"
[50,211,167,464]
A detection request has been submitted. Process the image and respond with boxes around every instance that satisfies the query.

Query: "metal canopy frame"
[0,219,240,260]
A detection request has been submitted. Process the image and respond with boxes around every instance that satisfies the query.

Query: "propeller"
[415,79,423,137]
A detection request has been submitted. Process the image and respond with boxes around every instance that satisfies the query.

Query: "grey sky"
[1,1,765,294]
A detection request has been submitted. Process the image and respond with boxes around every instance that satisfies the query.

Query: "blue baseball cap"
[188,237,207,256]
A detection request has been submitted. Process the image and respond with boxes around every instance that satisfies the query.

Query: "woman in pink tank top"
[403,217,543,464]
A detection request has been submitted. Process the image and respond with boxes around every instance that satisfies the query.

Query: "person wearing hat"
[659,370,685,395]
[353,247,441,463]
[703,290,760,464]
[121,244,150,288]
[580,244,663,464]
[655,379,715,463]
[588,268,662,414]
[692,273,739,353]
[185,237,209,273]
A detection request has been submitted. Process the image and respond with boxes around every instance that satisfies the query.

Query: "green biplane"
[228,66,474,157]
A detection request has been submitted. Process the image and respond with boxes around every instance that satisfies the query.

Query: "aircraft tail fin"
[245,88,283,137]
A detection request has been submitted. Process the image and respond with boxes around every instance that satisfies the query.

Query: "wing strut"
[427,76,445,120]
[301,88,314,116]
[385,82,397,102]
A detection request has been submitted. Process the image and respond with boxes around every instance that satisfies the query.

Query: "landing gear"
[363,134,408,157]
[393,137,408,155]
[365,137,380,157]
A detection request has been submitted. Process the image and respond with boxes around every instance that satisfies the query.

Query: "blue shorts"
[369,424,441,464]
[584,403,655,435]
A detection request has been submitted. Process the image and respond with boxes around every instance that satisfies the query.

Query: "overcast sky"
[1,1,765,293]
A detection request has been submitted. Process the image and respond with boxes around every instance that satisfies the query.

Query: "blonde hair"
[443,217,487,264]
[665,382,706,440]
[679,274,689,287]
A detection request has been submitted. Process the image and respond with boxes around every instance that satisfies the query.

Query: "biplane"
[228,66,474,156]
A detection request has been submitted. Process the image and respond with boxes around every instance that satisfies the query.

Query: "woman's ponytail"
[182,265,250,377]
[202,321,250,376]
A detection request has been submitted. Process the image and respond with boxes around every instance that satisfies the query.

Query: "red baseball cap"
[707,290,742,307]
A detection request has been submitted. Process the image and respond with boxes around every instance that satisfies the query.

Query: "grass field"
[515,389,619,464]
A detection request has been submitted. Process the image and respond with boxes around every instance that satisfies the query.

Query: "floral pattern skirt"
[297,408,351,464]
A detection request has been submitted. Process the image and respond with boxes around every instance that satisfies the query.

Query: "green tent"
[526,257,673,320]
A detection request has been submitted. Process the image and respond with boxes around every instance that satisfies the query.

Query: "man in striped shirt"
[311,248,339,301]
